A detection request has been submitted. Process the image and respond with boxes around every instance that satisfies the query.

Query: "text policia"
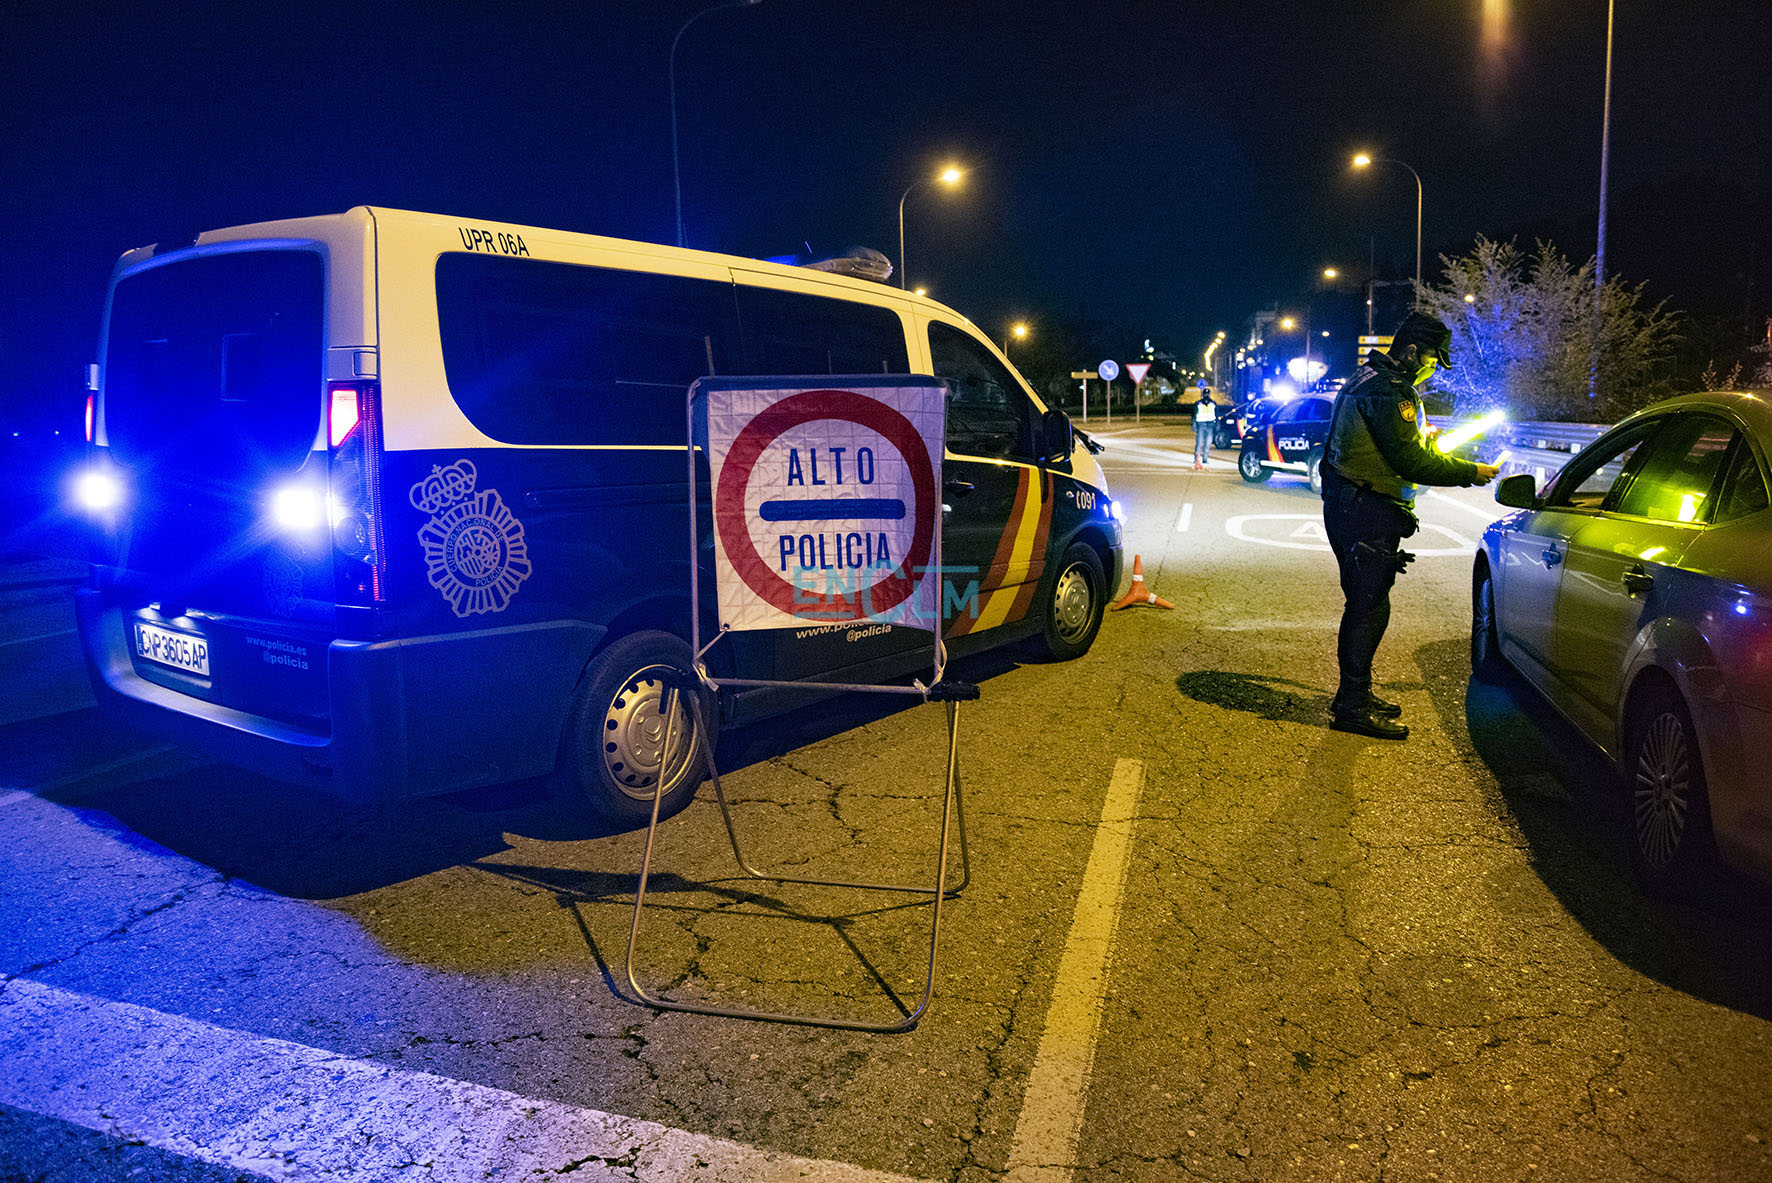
[766,443,977,624]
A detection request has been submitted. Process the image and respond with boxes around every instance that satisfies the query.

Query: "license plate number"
[134,621,210,676]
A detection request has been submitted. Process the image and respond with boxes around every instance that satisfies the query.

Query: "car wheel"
[1025,542,1106,661]
[1625,683,1716,895]
[1470,567,1508,681]
[555,630,712,827]
[1238,445,1270,483]
[1214,425,1232,450]
[1306,447,1325,496]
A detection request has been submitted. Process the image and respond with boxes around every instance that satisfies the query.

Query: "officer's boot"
[1330,689,1409,740]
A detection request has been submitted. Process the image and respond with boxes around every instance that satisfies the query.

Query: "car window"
[1715,437,1770,522]
[1545,421,1660,511]
[929,322,1036,460]
[1609,414,1735,523]
[1301,398,1333,422]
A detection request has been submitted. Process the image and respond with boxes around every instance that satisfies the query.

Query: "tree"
[1415,237,1680,420]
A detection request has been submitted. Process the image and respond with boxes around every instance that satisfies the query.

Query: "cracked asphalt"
[3,421,1770,1181]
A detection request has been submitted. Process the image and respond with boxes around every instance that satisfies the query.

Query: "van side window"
[928,322,1035,460]
[436,254,739,446]
[732,285,909,376]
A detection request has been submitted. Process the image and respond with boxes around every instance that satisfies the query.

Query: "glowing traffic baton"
[1434,409,1507,454]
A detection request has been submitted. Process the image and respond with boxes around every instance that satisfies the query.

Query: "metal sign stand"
[620,375,976,1033]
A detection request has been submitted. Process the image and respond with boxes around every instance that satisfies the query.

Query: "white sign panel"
[702,378,946,633]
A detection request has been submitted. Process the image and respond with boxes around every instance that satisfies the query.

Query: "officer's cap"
[1391,312,1455,369]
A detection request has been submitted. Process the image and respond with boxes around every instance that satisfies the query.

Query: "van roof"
[122,206,967,319]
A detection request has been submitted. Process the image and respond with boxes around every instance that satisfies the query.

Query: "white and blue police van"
[74,207,1122,823]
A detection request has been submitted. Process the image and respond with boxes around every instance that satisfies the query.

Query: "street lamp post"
[670,0,763,249]
[1352,153,1424,289]
[897,165,964,289]
[1591,0,1615,401]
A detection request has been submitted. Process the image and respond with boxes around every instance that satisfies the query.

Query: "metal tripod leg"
[623,683,968,1032]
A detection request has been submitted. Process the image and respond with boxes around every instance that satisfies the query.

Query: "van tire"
[1026,542,1106,662]
[555,631,711,827]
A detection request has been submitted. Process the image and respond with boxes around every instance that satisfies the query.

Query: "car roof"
[1619,389,1772,440]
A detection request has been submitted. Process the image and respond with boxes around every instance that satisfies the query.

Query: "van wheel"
[556,631,711,827]
[1626,684,1716,896]
[1238,445,1270,483]
[1306,447,1325,496]
[1026,543,1106,661]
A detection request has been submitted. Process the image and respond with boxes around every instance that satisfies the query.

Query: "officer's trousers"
[1321,471,1413,714]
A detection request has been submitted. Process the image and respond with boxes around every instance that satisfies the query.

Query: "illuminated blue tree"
[1417,238,1678,420]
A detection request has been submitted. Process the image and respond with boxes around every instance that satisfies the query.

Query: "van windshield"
[105,250,325,478]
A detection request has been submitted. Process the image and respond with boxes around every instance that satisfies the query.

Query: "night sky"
[5,0,1770,435]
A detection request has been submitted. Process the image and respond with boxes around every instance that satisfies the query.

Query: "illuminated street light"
[1322,268,1339,280]
[670,0,764,249]
[1352,152,1424,288]
[897,164,965,289]
[1004,320,1030,353]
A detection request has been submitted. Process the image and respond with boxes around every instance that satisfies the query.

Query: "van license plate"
[134,621,210,676]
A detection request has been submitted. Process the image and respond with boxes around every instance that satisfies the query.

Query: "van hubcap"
[601,667,695,801]
[1633,711,1691,869]
[1053,564,1094,642]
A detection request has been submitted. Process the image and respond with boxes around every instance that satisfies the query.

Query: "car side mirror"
[1494,472,1538,509]
[1040,408,1073,463]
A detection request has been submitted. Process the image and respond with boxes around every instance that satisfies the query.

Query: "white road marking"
[29,746,179,795]
[1175,503,1193,532]
[0,627,78,649]
[1224,513,1475,556]
[1004,758,1146,1183]
[0,978,933,1183]
[1424,489,1505,522]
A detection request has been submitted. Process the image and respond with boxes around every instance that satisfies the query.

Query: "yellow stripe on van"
[970,473,1048,633]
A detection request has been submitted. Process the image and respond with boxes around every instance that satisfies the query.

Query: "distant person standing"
[1191,386,1218,470]
[1320,312,1499,739]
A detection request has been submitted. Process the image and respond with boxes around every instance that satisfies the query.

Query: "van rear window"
[436,255,911,446]
[105,250,324,477]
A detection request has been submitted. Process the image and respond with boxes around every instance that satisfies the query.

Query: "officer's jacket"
[1324,351,1481,504]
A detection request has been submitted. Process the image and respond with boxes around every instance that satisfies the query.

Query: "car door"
[926,321,1046,636]
[1553,413,1735,735]
[1496,419,1660,689]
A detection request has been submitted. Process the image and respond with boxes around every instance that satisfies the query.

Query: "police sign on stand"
[700,377,947,633]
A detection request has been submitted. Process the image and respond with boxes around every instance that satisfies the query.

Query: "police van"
[74,207,1122,823]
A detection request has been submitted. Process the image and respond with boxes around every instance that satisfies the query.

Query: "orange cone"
[1111,554,1174,610]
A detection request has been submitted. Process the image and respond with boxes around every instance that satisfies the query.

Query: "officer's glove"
[1392,550,1416,573]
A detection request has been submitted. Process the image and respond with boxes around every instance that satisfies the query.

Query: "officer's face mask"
[1412,354,1440,386]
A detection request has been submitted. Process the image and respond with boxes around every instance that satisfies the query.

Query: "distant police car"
[1237,395,1334,493]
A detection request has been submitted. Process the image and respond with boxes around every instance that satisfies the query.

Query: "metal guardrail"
[1427,417,1609,484]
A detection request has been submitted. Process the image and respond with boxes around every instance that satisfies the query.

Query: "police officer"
[1321,312,1500,739]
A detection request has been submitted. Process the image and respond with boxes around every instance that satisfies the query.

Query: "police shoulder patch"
[1399,399,1416,421]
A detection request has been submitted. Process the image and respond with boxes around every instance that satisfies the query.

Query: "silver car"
[1471,390,1772,891]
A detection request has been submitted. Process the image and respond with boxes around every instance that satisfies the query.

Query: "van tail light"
[327,381,387,604]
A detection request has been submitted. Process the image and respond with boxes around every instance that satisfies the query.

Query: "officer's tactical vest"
[1326,366,1420,501]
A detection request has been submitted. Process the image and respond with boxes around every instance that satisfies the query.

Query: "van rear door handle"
[1542,547,1562,567]
[944,479,976,496]
[1621,566,1654,595]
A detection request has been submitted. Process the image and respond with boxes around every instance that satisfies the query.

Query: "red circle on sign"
[715,390,936,621]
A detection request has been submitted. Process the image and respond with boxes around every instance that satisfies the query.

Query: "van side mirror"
[1040,409,1073,463]
[1494,472,1538,509]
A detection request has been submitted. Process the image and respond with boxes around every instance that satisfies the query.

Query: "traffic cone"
[1111,554,1174,610]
